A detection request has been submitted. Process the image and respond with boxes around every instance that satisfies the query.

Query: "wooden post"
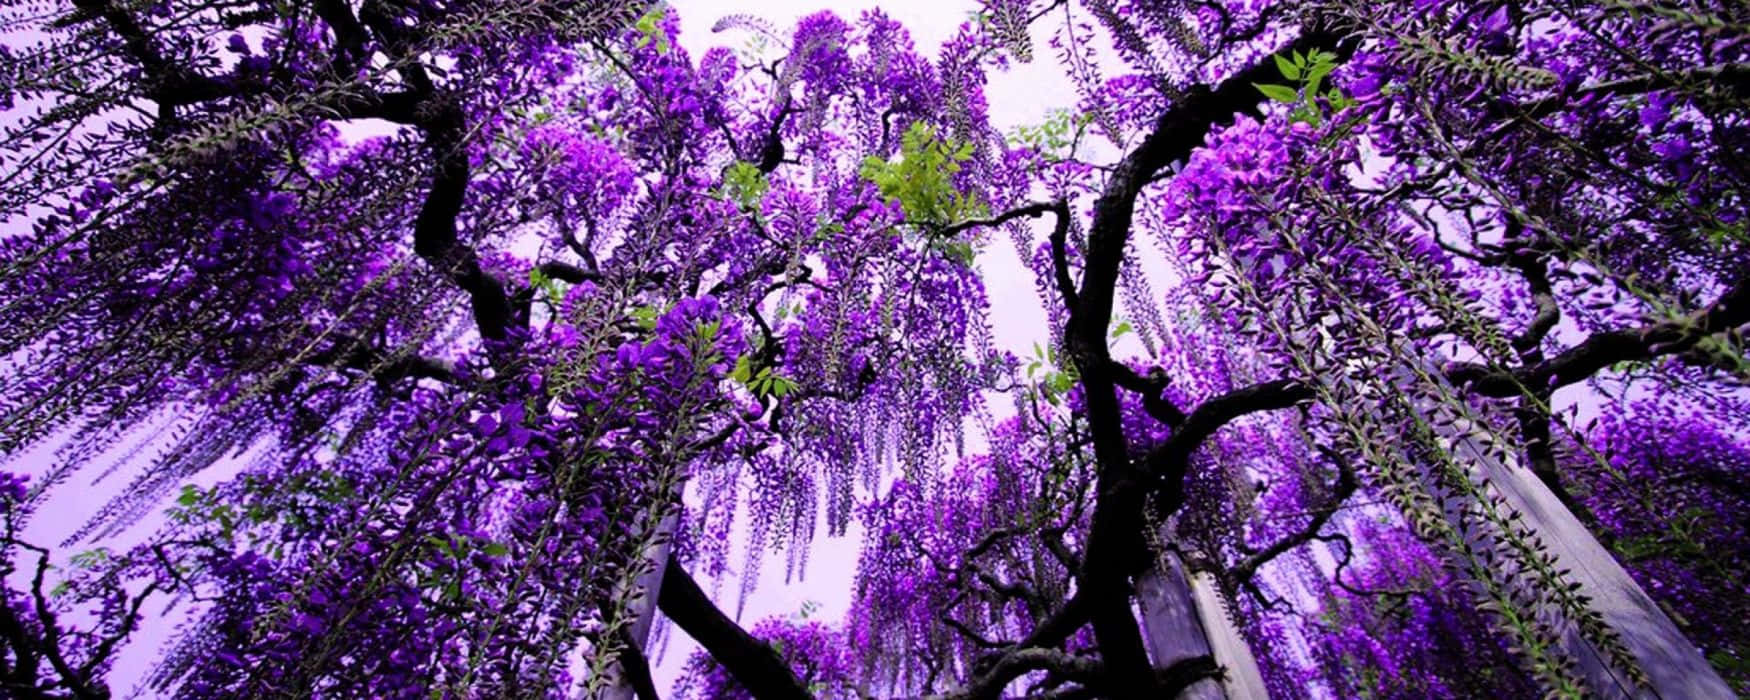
[603,512,678,700]
[1137,549,1268,699]
[1439,418,1733,699]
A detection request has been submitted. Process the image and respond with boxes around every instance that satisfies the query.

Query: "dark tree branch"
[962,525,1032,562]
[967,563,1048,617]
[1040,200,1080,312]
[755,99,800,174]
[952,651,1220,700]
[1311,532,1420,601]
[313,0,371,73]
[1505,236,1561,353]
[1227,448,1357,585]
[306,337,459,385]
[1493,225,1600,525]
[408,103,520,345]
[0,537,107,699]
[656,560,811,700]
[1040,529,1080,571]
[941,613,1009,650]
[1447,275,1750,396]
[358,0,436,93]
[978,648,1101,684]
[612,626,662,700]
[70,0,241,108]
[1144,378,1316,510]
[1061,25,1354,697]
[957,594,1091,700]
[937,200,1064,239]
[536,261,599,285]
[325,87,431,124]
[1108,363,1187,428]
[324,5,527,349]
[76,0,593,351]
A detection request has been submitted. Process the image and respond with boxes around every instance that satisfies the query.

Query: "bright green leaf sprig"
[1254,49,1356,126]
[730,355,797,398]
[859,122,987,229]
[1006,108,1094,161]
[633,4,670,54]
[528,267,566,307]
[719,160,769,211]
[1024,341,1080,405]
[630,302,666,331]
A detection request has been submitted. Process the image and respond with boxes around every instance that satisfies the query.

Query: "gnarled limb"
[956,594,1092,700]
[1062,25,1354,697]
[1144,378,1315,512]
[1226,447,1358,586]
[1447,276,1750,396]
[656,559,811,700]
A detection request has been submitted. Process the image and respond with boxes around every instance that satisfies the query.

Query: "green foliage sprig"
[859,122,986,229]
[1255,49,1356,126]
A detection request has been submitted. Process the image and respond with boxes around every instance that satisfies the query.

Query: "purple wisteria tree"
[0,0,1745,698]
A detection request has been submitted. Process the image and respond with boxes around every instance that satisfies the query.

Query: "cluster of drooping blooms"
[848,414,1093,696]
[1554,400,1750,692]
[1103,0,1747,694]
[1283,518,1539,699]
[654,7,1035,612]
[757,0,1748,695]
[134,288,748,696]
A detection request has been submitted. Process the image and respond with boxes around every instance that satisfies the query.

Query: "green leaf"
[1305,62,1336,98]
[631,304,661,331]
[936,240,978,265]
[1254,83,1300,104]
[71,548,110,569]
[1110,321,1133,339]
[1048,372,1075,395]
[1274,54,1301,81]
[528,267,563,305]
[721,161,769,209]
[860,122,986,227]
[177,485,201,507]
[634,6,670,54]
